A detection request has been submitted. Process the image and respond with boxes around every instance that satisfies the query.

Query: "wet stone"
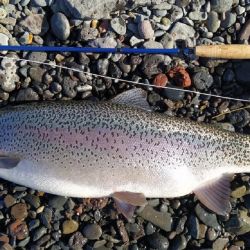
[187,215,199,239]
[51,12,70,40]
[40,208,52,228]
[82,223,102,240]
[138,205,172,232]
[24,194,40,209]
[171,234,187,250]
[207,227,218,241]
[11,203,28,220]
[195,204,221,230]
[62,220,79,234]
[227,110,250,128]
[147,232,169,250]
[9,220,29,240]
[162,84,185,101]
[231,186,247,198]
[29,219,40,231]
[4,195,16,208]
[213,237,229,250]
[33,226,47,241]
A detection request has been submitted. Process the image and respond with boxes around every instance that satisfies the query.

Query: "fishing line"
[0,54,250,104]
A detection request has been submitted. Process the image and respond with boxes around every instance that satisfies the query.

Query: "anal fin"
[193,174,233,215]
[112,192,147,220]
[0,155,20,169]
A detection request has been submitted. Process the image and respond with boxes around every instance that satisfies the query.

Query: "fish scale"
[0,94,250,216]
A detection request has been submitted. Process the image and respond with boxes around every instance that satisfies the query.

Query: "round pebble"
[51,12,70,40]
[62,220,79,234]
[82,224,102,240]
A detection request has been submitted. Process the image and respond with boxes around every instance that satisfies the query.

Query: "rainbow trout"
[0,88,249,218]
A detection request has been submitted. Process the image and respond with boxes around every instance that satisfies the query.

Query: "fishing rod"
[0,44,250,59]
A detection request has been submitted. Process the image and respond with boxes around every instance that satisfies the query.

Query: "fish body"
[0,90,249,216]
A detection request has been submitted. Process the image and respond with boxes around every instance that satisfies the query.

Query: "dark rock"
[195,204,221,230]
[62,77,78,98]
[82,223,102,240]
[16,88,39,102]
[48,196,67,210]
[51,12,70,40]
[192,68,214,90]
[147,232,169,250]
[227,110,250,128]
[24,194,40,209]
[68,232,87,248]
[170,234,187,250]
[234,62,250,84]
[33,226,47,241]
[40,208,52,228]
[162,84,185,101]
[108,63,122,78]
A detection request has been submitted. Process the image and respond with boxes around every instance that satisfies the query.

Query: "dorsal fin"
[111,88,152,111]
[194,174,233,215]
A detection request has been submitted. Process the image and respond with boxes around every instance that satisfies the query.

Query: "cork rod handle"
[195,45,250,59]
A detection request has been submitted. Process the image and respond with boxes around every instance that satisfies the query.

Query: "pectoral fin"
[194,174,233,215]
[0,155,20,169]
[111,88,152,111]
[112,192,147,220]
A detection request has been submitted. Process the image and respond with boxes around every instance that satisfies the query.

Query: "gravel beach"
[0,0,250,249]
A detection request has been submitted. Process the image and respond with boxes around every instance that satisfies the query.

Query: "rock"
[162,84,185,101]
[29,67,46,82]
[52,0,125,19]
[207,11,220,33]
[213,237,229,250]
[231,186,247,198]
[20,14,49,35]
[221,12,236,28]
[68,232,87,249]
[192,68,213,90]
[29,219,40,231]
[51,12,70,40]
[31,0,53,6]
[0,8,7,19]
[160,33,174,48]
[189,11,207,21]
[195,204,221,230]
[211,0,233,13]
[170,5,183,22]
[225,210,250,235]
[143,41,163,49]
[168,66,191,88]
[239,19,250,42]
[16,88,39,101]
[82,223,102,240]
[11,203,28,220]
[9,220,29,240]
[27,52,47,66]
[88,37,117,48]
[170,22,195,46]
[227,110,250,128]
[48,196,67,210]
[138,205,172,232]
[138,20,154,39]
[147,232,169,250]
[215,122,235,132]
[235,62,250,84]
[33,226,47,241]
[0,33,8,53]
[130,36,144,46]
[24,194,40,209]
[62,220,79,234]
[142,54,164,77]
[170,234,187,250]
[62,77,78,98]
[40,208,52,228]
[207,227,218,241]
[111,17,126,35]
[153,73,168,87]
[4,195,16,208]
[187,215,199,239]
[78,27,98,41]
